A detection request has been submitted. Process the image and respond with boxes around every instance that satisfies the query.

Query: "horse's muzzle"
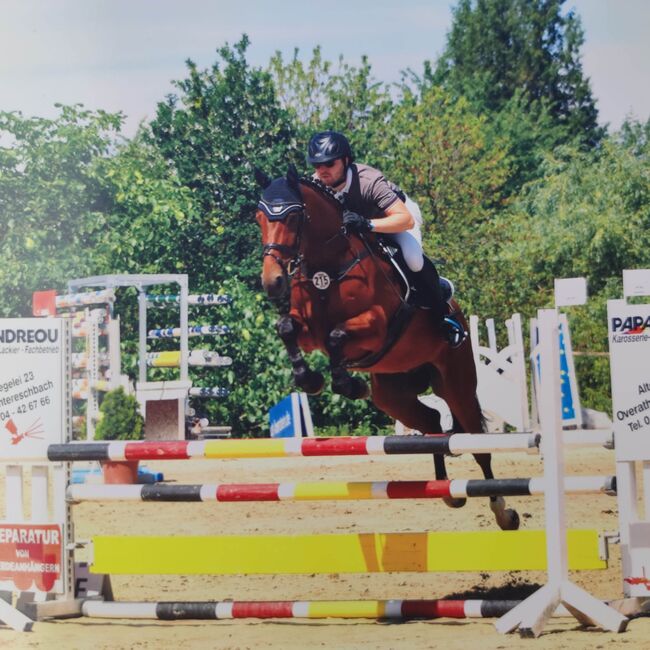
[262,270,288,299]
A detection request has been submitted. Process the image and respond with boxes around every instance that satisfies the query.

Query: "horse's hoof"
[296,369,325,395]
[442,496,467,509]
[490,496,520,530]
[349,377,369,400]
[332,376,369,400]
[497,509,520,531]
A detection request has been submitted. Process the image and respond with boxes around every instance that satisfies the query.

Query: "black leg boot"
[412,260,467,348]
[411,259,445,318]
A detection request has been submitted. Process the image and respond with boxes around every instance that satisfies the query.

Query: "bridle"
[260,177,377,302]
[262,206,307,294]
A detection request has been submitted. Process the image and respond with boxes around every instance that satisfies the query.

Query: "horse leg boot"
[327,328,369,399]
[276,315,325,394]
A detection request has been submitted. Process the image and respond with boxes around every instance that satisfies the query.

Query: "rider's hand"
[342,210,373,234]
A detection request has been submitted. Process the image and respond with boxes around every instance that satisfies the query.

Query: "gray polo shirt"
[340,163,404,218]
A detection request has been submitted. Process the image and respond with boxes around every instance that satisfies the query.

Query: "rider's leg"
[387,231,444,313]
[390,197,466,347]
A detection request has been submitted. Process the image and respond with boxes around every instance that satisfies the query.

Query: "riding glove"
[342,210,373,234]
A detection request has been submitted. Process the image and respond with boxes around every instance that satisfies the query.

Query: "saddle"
[375,239,450,316]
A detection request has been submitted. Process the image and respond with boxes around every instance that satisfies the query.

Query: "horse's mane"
[299,175,344,211]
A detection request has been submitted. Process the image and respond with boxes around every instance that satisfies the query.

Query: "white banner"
[608,301,650,441]
[0,319,66,460]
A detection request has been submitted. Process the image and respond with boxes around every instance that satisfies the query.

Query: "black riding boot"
[411,260,467,348]
[411,259,445,318]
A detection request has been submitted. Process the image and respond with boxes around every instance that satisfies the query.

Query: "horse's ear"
[286,164,300,190]
[254,167,272,189]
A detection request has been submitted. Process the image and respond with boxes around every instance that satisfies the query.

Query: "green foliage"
[381,87,510,235]
[95,129,200,275]
[501,141,650,298]
[268,47,394,163]
[149,35,301,287]
[0,106,123,315]
[95,387,144,441]
[432,0,603,147]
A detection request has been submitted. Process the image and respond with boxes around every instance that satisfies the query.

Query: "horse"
[255,165,519,530]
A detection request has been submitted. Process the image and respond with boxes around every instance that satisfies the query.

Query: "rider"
[307,130,465,347]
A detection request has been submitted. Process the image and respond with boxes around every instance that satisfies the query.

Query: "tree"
[95,128,199,276]
[149,35,300,288]
[432,0,603,147]
[375,86,510,311]
[0,105,122,315]
[268,47,393,163]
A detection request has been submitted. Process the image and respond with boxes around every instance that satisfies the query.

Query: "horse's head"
[255,165,346,301]
[255,166,306,299]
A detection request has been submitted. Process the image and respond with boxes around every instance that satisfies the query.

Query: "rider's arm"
[369,199,415,234]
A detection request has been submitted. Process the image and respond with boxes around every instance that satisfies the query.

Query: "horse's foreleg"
[326,328,369,399]
[276,315,324,394]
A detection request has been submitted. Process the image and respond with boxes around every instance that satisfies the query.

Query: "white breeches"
[385,195,424,272]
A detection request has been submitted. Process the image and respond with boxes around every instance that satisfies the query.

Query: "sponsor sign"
[269,393,314,438]
[608,298,650,596]
[609,301,650,435]
[0,524,63,593]
[0,318,66,459]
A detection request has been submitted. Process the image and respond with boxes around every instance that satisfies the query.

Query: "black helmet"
[307,130,353,165]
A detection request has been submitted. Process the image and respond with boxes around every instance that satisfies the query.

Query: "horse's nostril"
[263,274,286,298]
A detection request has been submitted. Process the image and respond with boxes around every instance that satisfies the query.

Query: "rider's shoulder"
[353,163,390,185]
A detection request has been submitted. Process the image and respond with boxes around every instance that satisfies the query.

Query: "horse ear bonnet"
[258,177,304,221]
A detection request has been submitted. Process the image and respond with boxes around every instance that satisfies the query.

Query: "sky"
[1,0,649,138]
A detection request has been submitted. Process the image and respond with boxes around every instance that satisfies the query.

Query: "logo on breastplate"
[312,271,331,290]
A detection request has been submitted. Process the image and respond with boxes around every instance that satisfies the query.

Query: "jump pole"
[81,598,521,621]
[45,433,540,463]
[67,476,616,502]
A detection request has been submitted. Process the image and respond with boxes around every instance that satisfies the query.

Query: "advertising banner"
[0,524,63,593]
[0,318,67,460]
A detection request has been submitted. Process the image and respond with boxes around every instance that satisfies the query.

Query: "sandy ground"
[3,443,650,649]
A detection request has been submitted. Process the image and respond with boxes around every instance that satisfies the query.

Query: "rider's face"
[313,157,345,186]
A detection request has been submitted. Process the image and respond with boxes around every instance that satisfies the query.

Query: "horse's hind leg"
[371,370,466,509]
[433,353,520,531]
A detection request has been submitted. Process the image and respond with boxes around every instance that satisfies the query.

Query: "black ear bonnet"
[257,177,304,221]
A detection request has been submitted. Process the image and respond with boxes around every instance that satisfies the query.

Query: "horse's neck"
[301,189,348,263]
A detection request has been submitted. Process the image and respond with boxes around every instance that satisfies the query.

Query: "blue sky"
[1,0,648,137]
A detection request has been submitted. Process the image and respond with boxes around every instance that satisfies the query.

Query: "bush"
[95,387,144,441]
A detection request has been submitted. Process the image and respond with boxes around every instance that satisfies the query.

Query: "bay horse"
[255,166,519,530]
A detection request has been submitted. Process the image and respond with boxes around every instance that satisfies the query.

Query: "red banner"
[0,524,62,592]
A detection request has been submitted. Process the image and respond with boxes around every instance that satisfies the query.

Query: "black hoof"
[443,496,467,509]
[332,376,369,400]
[348,377,369,400]
[295,369,325,395]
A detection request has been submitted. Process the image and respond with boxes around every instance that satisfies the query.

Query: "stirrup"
[443,316,467,348]
[439,276,455,304]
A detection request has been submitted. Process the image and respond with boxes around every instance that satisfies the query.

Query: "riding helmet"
[307,130,353,164]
